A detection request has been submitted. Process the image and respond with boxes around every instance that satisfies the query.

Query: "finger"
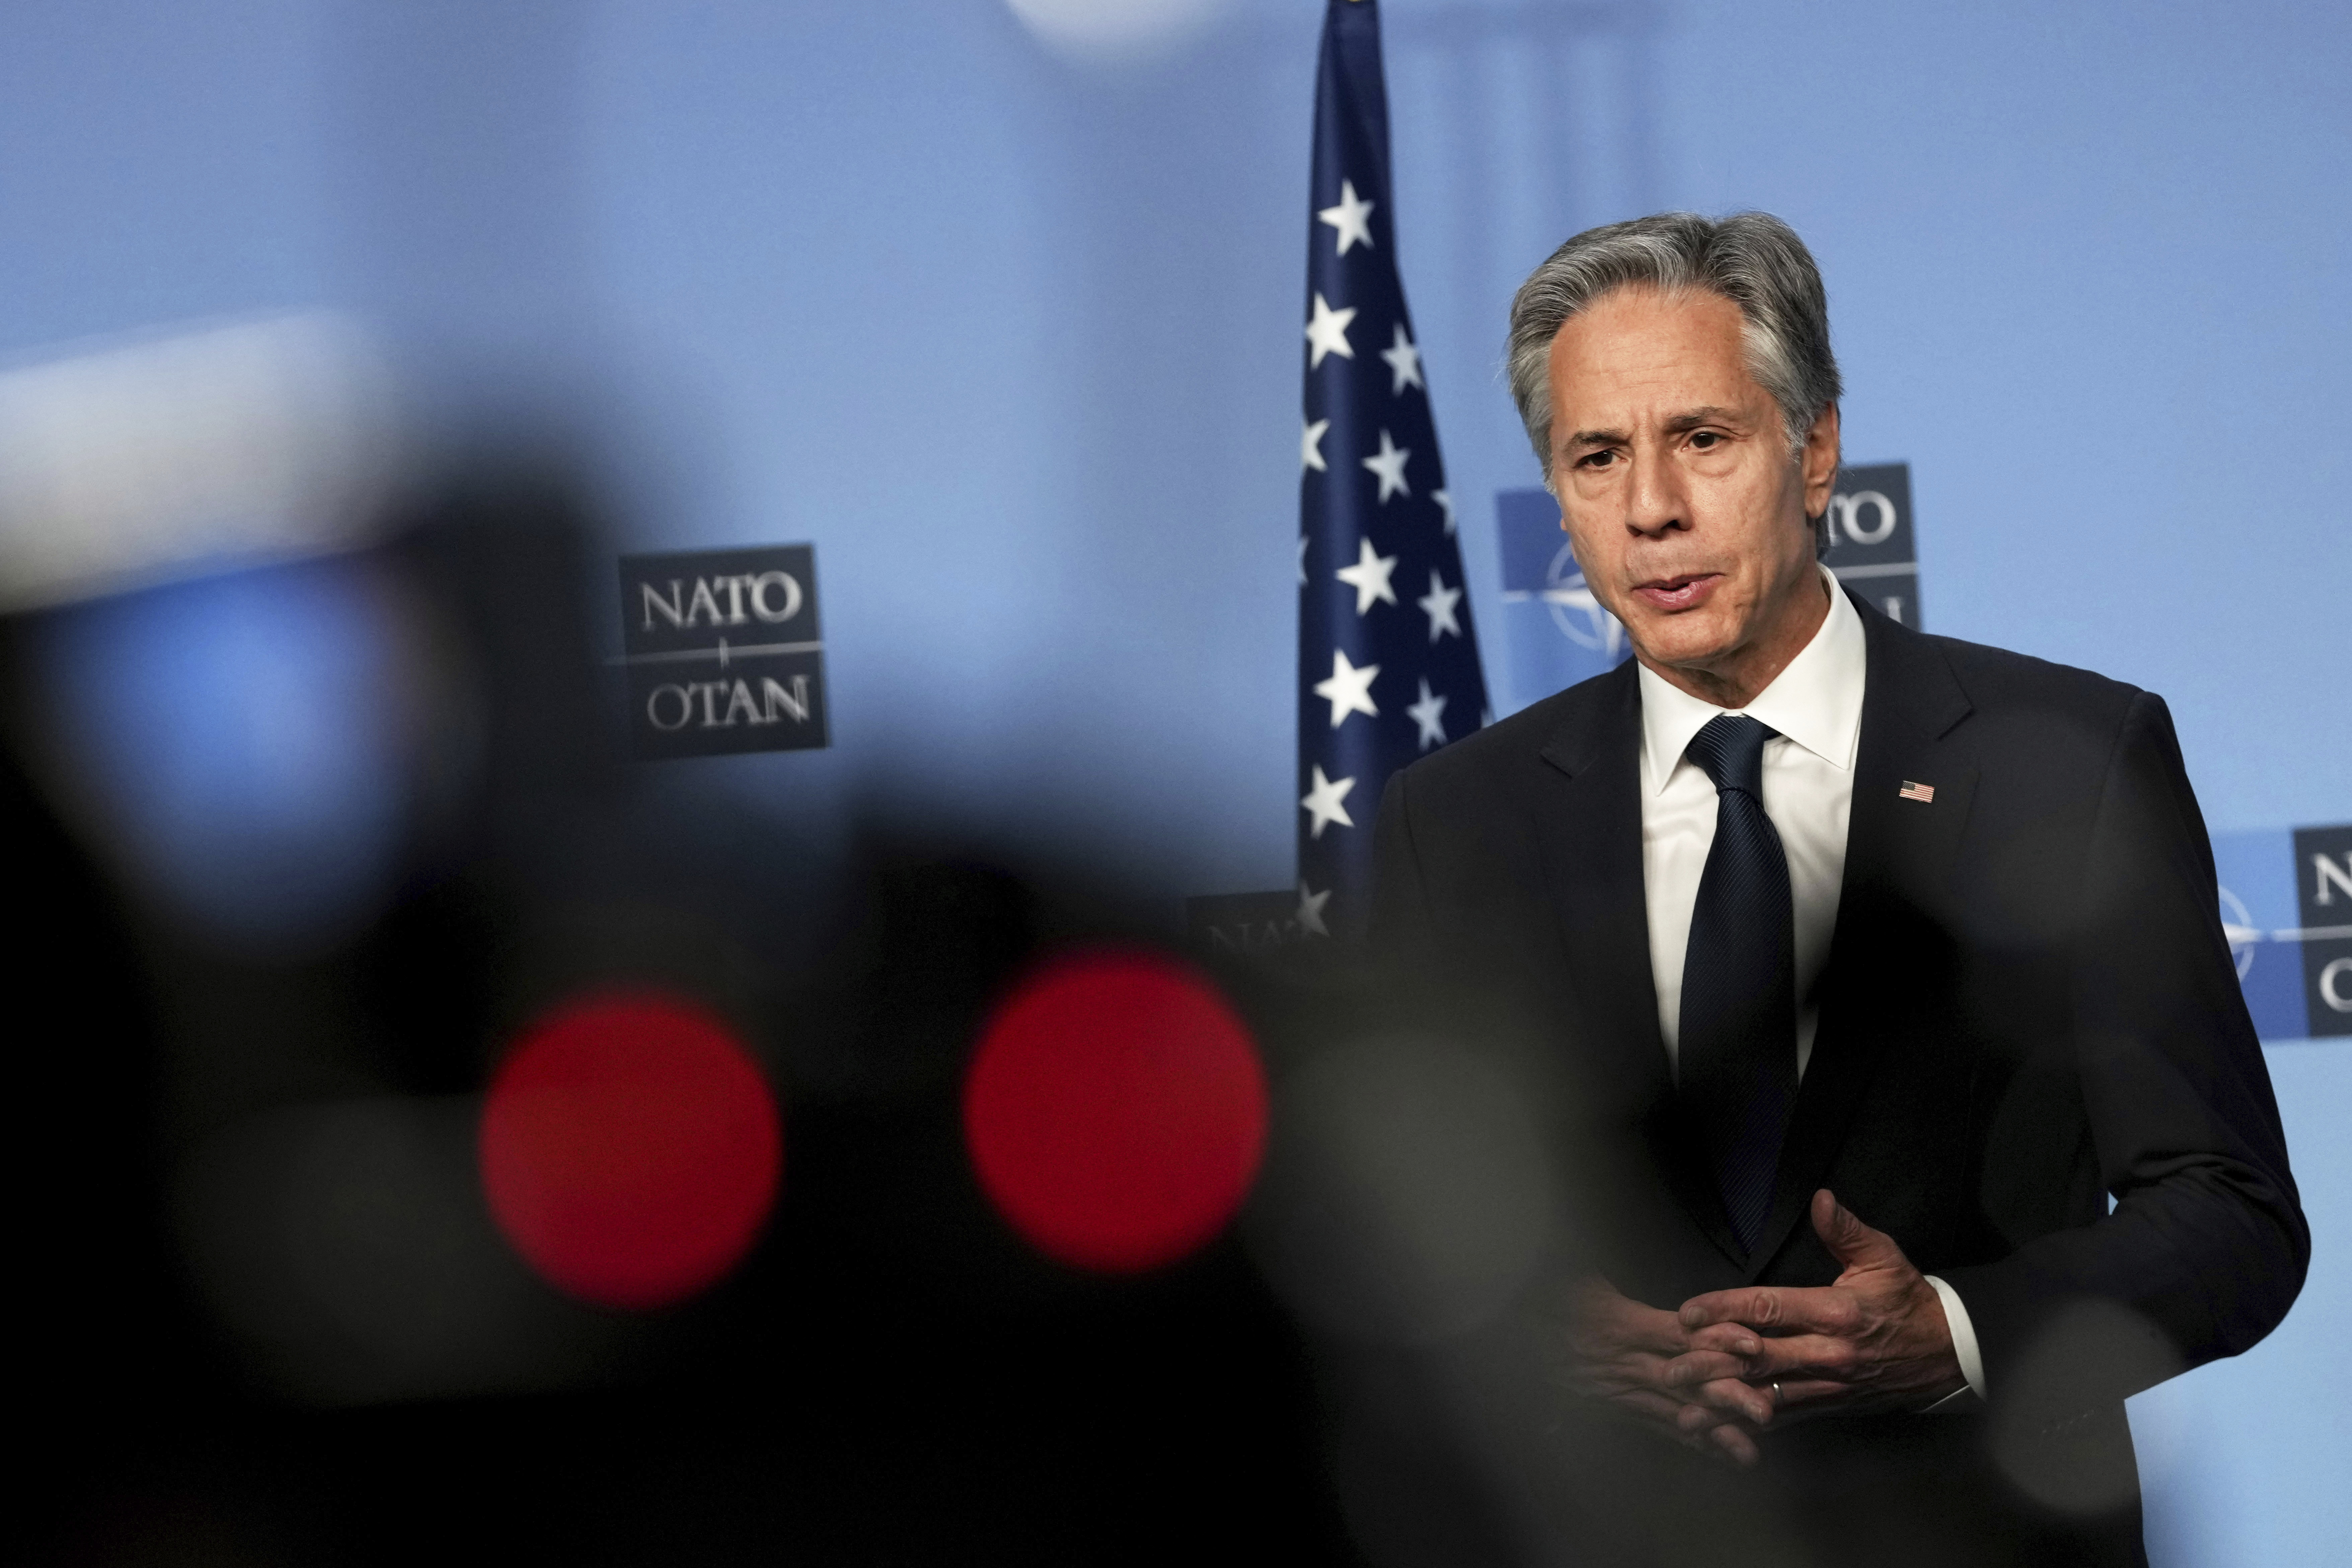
[1612,1388,1698,1427]
[1617,1389,1744,1443]
[1618,1302,1698,1356]
[1812,1188,1902,1272]
[1575,1280,1696,1351]
[1657,1349,1754,1389]
[1685,1374,1774,1426]
[1757,1377,1844,1410]
[1724,1333,1866,1383]
[1667,1401,1762,1466]
[1622,1385,1748,1435]
[1656,1363,1768,1438]
[1679,1284,1861,1337]
[1714,1376,1777,1425]
[1598,1350,1679,1393]
[1709,1422,1760,1466]
[1575,1289,1693,1357]
[1674,1399,1761,1445]
[1685,1322,1764,1357]
[1674,1400,1728,1434]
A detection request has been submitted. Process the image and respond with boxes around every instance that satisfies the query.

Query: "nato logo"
[1493,489,1632,707]
[2213,824,2352,1041]
[1508,510,1627,658]
[615,544,829,760]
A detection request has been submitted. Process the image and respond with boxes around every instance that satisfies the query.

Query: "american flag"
[1297,0,1488,939]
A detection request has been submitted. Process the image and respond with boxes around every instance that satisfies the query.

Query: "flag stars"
[1406,679,1449,751]
[1296,50,1489,880]
[1305,293,1357,369]
[1313,648,1379,728]
[1417,568,1463,641]
[1380,323,1424,395]
[1295,880,1333,937]
[1300,765,1357,838]
[1336,536,1399,615]
[1317,179,1376,256]
[1361,429,1411,502]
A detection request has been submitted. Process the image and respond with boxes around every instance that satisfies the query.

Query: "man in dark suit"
[1371,212,2305,1564]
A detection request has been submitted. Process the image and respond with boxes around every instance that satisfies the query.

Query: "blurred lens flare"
[0,312,399,613]
[1989,1297,2186,1516]
[962,948,1268,1273]
[479,992,783,1311]
[1003,0,1234,64]
[1247,1035,1557,1345]
[178,1097,545,1405]
[33,558,419,954]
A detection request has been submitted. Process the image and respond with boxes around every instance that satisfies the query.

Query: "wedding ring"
[1770,1381,1782,1407]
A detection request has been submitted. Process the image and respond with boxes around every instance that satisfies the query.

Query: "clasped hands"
[1563,1190,1969,1466]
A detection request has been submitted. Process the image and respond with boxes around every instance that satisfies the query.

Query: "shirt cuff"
[1921,1274,1987,1408]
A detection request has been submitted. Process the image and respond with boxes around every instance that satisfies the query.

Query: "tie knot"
[1686,713,1776,797]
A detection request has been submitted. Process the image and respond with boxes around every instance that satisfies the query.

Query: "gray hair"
[1506,211,1841,480]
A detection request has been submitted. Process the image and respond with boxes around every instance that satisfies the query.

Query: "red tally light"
[963,949,1268,1273]
[479,992,781,1310]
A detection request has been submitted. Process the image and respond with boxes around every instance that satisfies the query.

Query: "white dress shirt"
[1634,567,1986,1402]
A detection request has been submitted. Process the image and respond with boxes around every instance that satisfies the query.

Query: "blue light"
[36,558,415,955]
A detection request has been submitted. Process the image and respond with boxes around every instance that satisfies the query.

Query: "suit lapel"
[1534,663,1742,1262]
[1743,596,1978,1278]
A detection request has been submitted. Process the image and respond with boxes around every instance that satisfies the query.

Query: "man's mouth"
[1630,572,1721,611]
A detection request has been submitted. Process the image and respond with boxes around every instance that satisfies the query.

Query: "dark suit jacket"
[1370,592,2306,1566]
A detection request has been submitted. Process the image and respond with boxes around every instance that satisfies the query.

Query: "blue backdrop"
[2,3,2345,1560]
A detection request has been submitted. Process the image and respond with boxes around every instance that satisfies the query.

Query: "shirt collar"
[1636,564,1867,796]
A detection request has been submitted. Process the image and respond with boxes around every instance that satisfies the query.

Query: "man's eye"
[1689,431,1722,450]
[1576,450,1615,469]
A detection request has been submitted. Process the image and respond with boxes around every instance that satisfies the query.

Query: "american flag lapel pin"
[1898,780,1936,804]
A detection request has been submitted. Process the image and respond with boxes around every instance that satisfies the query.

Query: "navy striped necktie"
[1677,713,1799,1255]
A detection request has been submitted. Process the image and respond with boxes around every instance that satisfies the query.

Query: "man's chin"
[1625,617,1741,678]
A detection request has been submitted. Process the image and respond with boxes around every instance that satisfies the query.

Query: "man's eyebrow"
[1561,427,1627,450]
[1662,405,1743,432]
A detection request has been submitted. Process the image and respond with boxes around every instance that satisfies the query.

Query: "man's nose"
[1623,447,1687,538]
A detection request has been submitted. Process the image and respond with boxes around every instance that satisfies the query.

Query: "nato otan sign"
[1819,463,1921,628]
[2218,822,2352,1042]
[617,545,829,758]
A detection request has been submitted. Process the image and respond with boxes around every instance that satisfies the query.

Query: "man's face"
[1544,286,1838,694]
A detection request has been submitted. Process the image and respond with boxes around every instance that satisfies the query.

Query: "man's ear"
[1801,403,1841,524]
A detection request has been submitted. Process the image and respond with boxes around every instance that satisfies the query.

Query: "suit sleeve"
[1940,692,2308,1412]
